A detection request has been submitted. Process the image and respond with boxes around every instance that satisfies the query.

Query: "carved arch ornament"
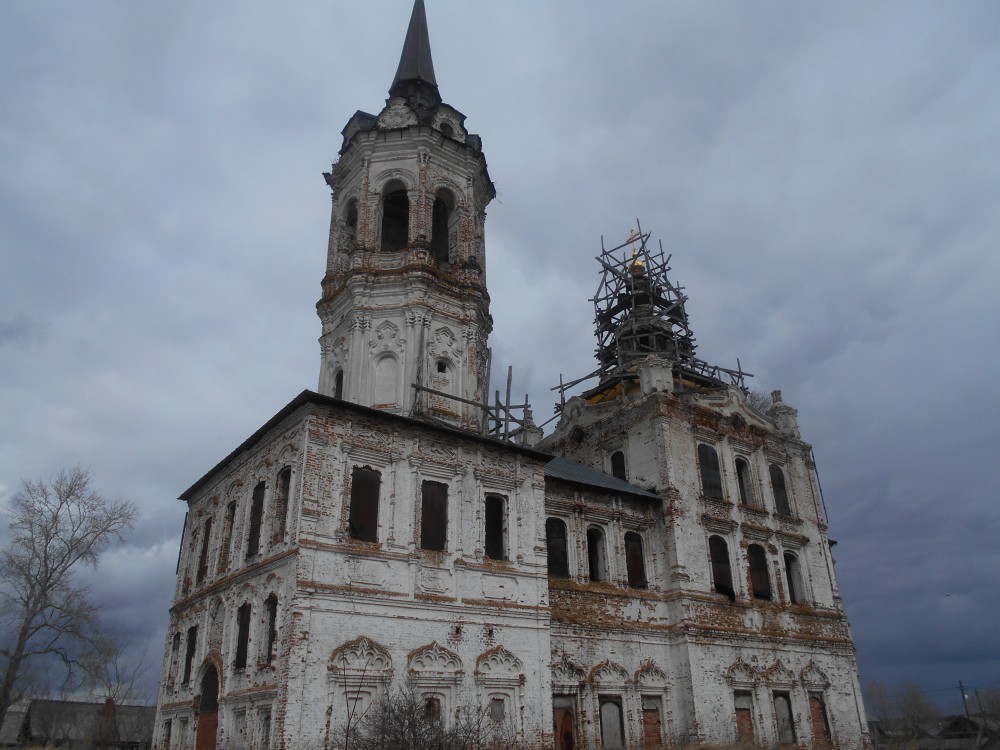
[377,98,419,131]
[370,320,404,355]
[372,167,415,195]
[800,661,831,688]
[763,659,797,686]
[634,660,669,689]
[407,642,463,677]
[725,657,760,686]
[475,646,523,681]
[550,655,586,689]
[589,660,630,687]
[329,636,393,677]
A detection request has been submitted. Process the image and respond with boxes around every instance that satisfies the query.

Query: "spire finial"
[390,0,438,97]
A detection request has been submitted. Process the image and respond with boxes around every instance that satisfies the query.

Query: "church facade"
[153,3,870,748]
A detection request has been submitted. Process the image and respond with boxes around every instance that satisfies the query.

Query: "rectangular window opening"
[420,481,448,551]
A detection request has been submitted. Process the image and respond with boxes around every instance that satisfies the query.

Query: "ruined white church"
[153,3,870,748]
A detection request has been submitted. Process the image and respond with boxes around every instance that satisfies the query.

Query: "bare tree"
[746,389,773,414]
[0,466,137,729]
[80,634,150,705]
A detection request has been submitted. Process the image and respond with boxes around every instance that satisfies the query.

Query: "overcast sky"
[2,1,998,708]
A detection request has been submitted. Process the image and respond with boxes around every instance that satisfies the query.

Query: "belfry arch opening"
[380,180,409,252]
[431,188,457,265]
[343,197,358,240]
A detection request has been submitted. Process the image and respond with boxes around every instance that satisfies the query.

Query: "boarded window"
[424,696,441,721]
[770,464,791,515]
[234,603,251,670]
[484,494,506,560]
[709,535,735,601]
[784,552,803,604]
[420,481,448,551]
[611,450,627,480]
[698,444,723,499]
[218,502,236,572]
[489,697,506,722]
[246,482,265,558]
[748,544,772,600]
[264,594,278,664]
[599,697,625,748]
[348,467,380,542]
[259,710,272,750]
[735,457,754,506]
[625,532,647,588]
[334,369,344,399]
[809,693,832,747]
[734,691,755,745]
[380,188,409,251]
[196,517,212,584]
[553,696,576,750]
[182,626,197,685]
[373,355,398,406]
[546,518,569,578]
[641,696,663,749]
[774,692,796,745]
[274,467,291,541]
[587,526,607,583]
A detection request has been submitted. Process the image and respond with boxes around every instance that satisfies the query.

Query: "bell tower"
[317,0,495,431]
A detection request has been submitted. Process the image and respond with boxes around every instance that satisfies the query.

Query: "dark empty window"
[334,369,344,399]
[274,468,290,542]
[234,603,251,670]
[348,466,380,542]
[624,532,647,588]
[436,360,447,374]
[218,501,236,572]
[770,465,791,515]
[784,552,803,604]
[586,526,607,583]
[611,451,627,481]
[170,633,181,686]
[196,517,212,584]
[424,696,441,721]
[246,482,265,558]
[264,594,278,664]
[420,481,448,551]
[748,544,772,600]
[344,198,358,237]
[182,626,197,685]
[735,457,754,506]
[431,192,453,264]
[380,188,409,252]
[546,518,569,578]
[709,535,735,601]
[484,494,506,560]
[698,444,723,499]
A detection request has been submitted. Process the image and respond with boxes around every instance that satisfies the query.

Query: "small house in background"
[0,698,154,750]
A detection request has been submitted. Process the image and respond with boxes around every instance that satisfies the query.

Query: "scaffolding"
[553,220,751,412]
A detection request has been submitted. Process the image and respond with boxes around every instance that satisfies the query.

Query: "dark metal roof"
[390,0,437,92]
[544,456,660,500]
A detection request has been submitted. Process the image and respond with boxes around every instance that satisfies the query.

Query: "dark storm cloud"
[2,0,998,703]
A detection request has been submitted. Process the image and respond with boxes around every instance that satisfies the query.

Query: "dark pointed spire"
[389,0,441,115]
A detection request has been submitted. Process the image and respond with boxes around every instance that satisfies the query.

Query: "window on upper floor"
[218,501,236,573]
[234,603,251,670]
[610,451,627,481]
[334,369,345,399]
[484,494,506,561]
[182,626,197,685]
[784,552,804,604]
[709,535,735,601]
[698,444,723,499]
[431,188,456,265]
[420,481,448,552]
[380,183,409,252]
[586,526,608,583]
[735,457,754,507]
[546,518,569,578]
[246,482,265,558]
[196,517,212,584]
[264,594,278,665]
[348,466,380,542]
[770,464,792,516]
[748,543,772,600]
[624,532,647,589]
[274,467,291,543]
[343,198,358,240]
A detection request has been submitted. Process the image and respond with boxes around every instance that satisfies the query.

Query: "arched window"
[624,532,647,589]
[546,518,569,578]
[246,482,265,558]
[234,603,251,669]
[348,466,380,542]
[774,693,796,745]
[748,544,771,600]
[380,181,409,252]
[484,494,506,560]
[431,188,456,265]
[373,355,398,407]
[784,551,804,604]
[334,369,344,400]
[735,457,754,506]
[610,450,627,481]
[218,501,236,573]
[196,517,212,584]
[343,197,358,239]
[709,535,735,601]
[770,464,792,515]
[274,467,291,542]
[264,594,278,665]
[698,444,723,499]
[182,626,197,685]
[586,526,607,583]
[809,694,832,747]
